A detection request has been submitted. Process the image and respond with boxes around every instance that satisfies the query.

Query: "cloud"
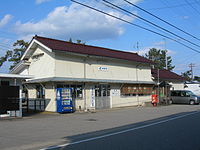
[181,16,189,20]
[0,14,12,28]
[35,0,52,4]
[14,1,141,41]
[154,41,165,46]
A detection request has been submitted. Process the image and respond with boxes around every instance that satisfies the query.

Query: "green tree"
[194,76,200,82]
[67,38,85,45]
[0,40,29,70]
[181,70,192,81]
[145,48,175,71]
[68,38,73,43]
[0,50,12,67]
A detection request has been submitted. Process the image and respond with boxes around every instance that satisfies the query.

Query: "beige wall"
[28,46,55,78]
[112,95,151,108]
[22,45,154,112]
[45,83,56,112]
[110,84,151,108]
[170,82,184,90]
[27,85,37,99]
[55,52,152,82]
[26,82,152,112]
[26,83,57,112]
[55,53,84,78]
[20,67,29,75]
[20,45,152,82]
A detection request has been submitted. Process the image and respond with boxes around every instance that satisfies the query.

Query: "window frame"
[56,84,83,99]
[95,85,110,97]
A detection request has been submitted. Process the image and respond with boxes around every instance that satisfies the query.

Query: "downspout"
[136,63,142,106]
[84,58,87,111]
[157,69,160,102]
[39,83,45,98]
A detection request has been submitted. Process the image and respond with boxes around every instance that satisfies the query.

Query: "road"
[43,110,200,150]
[1,105,200,150]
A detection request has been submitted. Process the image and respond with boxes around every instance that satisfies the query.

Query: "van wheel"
[189,100,195,105]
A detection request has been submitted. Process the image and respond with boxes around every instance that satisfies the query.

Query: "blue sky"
[0,0,200,76]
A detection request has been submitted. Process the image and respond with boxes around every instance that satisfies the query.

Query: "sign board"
[111,89,120,96]
[98,67,108,71]
[90,88,95,107]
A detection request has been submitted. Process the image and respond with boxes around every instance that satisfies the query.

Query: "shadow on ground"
[43,110,200,150]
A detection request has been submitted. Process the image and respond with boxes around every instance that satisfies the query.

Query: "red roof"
[33,36,153,64]
[151,69,186,81]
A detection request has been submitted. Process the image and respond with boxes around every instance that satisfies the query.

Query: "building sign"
[98,67,108,72]
[90,88,95,107]
[111,89,120,96]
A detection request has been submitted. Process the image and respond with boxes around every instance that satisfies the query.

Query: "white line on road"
[41,111,199,150]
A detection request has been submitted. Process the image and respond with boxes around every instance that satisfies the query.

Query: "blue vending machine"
[56,88,74,113]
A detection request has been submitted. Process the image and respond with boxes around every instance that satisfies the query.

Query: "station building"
[11,36,155,112]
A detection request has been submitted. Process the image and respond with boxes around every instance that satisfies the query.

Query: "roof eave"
[21,39,52,61]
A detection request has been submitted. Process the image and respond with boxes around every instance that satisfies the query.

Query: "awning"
[25,77,155,85]
[0,73,33,79]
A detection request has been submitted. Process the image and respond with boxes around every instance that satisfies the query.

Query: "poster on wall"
[111,89,120,96]
[90,88,95,107]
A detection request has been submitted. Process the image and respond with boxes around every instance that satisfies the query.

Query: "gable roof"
[29,35,153,64]
[151,69,186,81]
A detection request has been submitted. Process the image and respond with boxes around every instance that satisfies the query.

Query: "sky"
[0,0,200,76]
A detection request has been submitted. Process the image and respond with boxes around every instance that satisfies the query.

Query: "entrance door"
[95,85,110,109]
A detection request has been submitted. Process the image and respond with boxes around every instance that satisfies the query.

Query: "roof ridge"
[34,35,139,56]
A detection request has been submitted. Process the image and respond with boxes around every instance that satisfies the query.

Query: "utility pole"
[134,42,140,53]
[189,63,195,80]
[163,38,168,70]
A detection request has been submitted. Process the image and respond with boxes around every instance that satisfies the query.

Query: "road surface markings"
[41,111,199,150]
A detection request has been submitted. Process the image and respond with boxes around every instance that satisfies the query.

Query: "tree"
[145,48,175,71]
[181,70,192,81]
[67,38,85,45]
[68,38,73,43]
[0,51,12,67]
[0,40,29,70]
[194,76,200,82]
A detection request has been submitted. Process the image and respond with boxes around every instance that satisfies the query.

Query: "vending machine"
[56,88,74,113]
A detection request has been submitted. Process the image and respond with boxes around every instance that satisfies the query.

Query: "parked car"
[170,90,200,105]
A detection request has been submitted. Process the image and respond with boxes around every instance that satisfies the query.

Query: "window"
[36,85,45,98]
[171,91,181,96]
[56,84,83,98]
[121,84,153,96]
[95,85,110,97]
[0,81,10,86]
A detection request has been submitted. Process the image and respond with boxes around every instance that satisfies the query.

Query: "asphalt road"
[1,105,200,150]
[45,111,200,150]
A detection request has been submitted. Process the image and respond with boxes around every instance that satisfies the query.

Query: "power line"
[123,0,200,41]
[148,1,200,10]
[71,0,200,54]
[0,44,12,49]
[102,0,200,49]
[184,0,200,16]
[159,0,197,29]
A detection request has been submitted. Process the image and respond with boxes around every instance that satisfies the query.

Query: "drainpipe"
[136,63,141,106]
[84,58,87,111]
[157,69,160,103]
[39,83,45,98]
